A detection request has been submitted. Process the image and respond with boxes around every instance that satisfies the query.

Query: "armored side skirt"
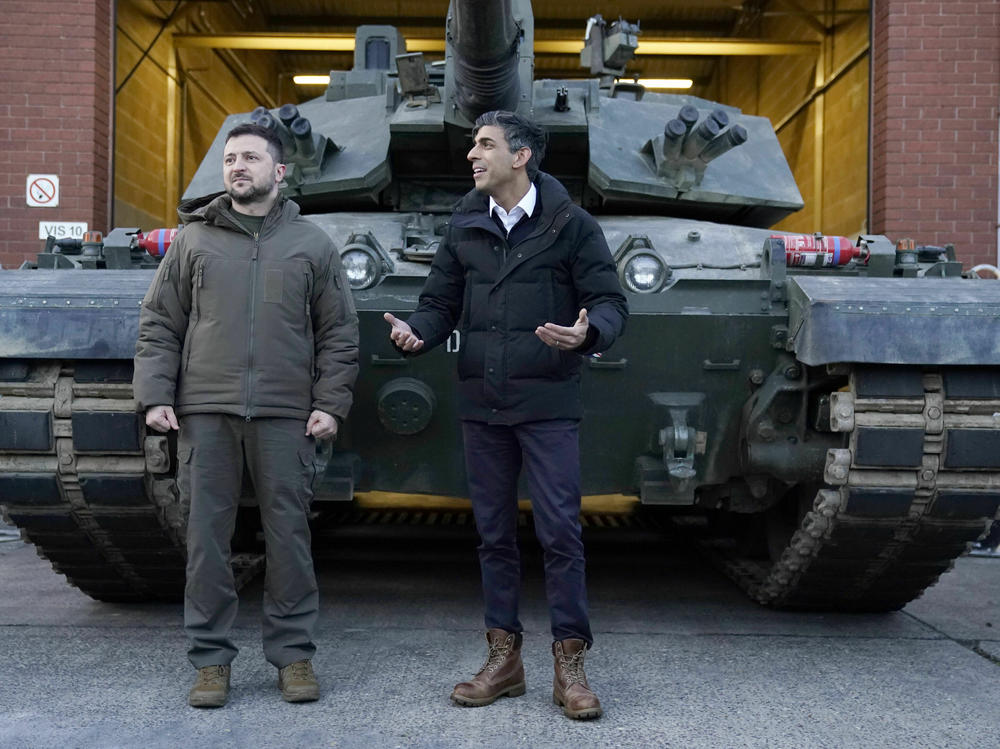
[787,276,1000,366]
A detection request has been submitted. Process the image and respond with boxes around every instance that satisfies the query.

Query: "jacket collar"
[488,182,537,231]
[450,172,578,288]
[451,172,572,237]
[177,192,298,237]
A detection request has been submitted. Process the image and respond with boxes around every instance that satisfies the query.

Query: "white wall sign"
[38,221,88,240]
[27,174,59,207]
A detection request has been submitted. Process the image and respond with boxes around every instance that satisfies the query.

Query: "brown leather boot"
[552,639,602,719]
[450,629,526,707]
[188,664,231,708]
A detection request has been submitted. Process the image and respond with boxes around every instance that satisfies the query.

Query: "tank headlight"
[621,252,668,293]
[339,232,395,290]
[341,248,380,290]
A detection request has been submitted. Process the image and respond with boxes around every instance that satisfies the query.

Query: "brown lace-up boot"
[188,664,231,708]
[451,629,526,707]
[278,660,320,703]
[552,639,602,720]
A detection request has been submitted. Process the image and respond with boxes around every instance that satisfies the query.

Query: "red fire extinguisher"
[138,228,179,258]
[773,234,870,267]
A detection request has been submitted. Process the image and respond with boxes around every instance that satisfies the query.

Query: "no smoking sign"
[26,174,59,207]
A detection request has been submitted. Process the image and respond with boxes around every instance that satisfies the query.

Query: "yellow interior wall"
[115,0,170,229]
[114,1,872,235]
[717,0,870,236]
[114,0,278,229]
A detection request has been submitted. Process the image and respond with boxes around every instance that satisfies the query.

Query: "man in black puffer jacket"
[385,111,628,720]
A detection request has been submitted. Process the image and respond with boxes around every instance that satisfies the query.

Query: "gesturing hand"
[384,312,424,352]
[535,308,589,351]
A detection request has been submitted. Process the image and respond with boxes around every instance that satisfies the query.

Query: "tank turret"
[184,0,800,224]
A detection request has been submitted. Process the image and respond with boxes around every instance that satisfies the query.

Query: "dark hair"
[225,122,284,164]
[473,110,547,177]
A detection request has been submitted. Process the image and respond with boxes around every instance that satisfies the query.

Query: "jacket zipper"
[246,229,260,421]
[304,271,312,333]
[497,234,511,400]
[185,262,204,371]
[305,271,315,379]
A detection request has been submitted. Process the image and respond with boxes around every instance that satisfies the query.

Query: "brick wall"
[0,0,112,268]
[0,0,275,266]
[871,0,1000,267]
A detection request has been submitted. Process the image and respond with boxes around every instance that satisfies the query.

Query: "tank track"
[701,368,1000,611]
[0,362,263,602]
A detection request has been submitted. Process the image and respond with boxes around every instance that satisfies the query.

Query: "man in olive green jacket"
[134,123,359,708]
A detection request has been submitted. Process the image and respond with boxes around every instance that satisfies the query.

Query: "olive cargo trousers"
[178,414,319,669]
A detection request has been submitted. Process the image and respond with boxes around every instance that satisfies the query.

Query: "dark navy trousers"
[461,419,593,645]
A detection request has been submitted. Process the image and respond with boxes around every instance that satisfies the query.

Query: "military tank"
[3,0,1000,609]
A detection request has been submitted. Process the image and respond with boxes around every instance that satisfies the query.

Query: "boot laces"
[285,661,313,681]
[196,665,227,688]
[478,636,513,675]
[558,649,587,687]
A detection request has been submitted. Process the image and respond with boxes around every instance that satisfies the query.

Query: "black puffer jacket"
[406,172,628,424]
[134,193,359,421]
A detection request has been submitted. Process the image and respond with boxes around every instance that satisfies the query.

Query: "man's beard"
[227,176,274,206]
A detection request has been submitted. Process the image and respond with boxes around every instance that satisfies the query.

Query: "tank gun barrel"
[448,0,522,122]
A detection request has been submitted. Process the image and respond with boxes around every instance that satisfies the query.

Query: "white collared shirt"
[489,183,537,235]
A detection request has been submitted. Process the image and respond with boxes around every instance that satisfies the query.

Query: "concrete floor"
[0,521,997,749]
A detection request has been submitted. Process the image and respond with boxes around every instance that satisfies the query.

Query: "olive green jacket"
[133,193,359,422]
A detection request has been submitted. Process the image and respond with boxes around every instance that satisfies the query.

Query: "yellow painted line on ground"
[353,492,640,514]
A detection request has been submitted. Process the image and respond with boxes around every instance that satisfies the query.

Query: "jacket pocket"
[507,277,554,331]
[334,269,357,318]
[183,261,204,371]
[263,269,284,303]
[298,444,318,503]
[175,444,194,504]
[147,261,171,310]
